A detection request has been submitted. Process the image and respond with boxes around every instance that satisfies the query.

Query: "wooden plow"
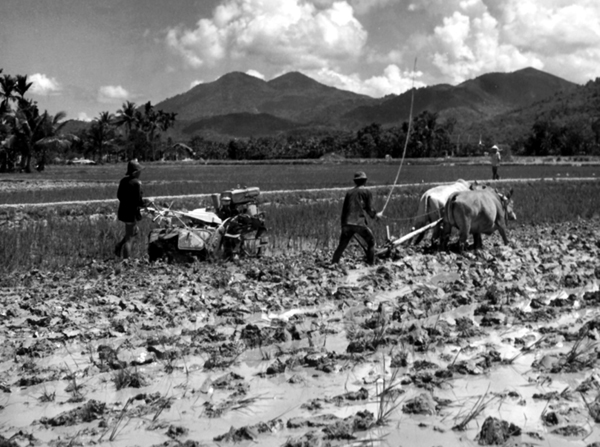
[376,218,442,257]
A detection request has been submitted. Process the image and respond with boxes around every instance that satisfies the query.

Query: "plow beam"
[391,218,442,247]
[376,218,442,256]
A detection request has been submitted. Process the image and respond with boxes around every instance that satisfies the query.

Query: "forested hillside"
[465,77,600,155]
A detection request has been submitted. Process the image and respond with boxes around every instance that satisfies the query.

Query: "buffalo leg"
[473,233,483,250]
[440,223,452,251]
[430,222,443,248]
[413,225,426,245]
[496,224,509,245]
[458,222,470,253]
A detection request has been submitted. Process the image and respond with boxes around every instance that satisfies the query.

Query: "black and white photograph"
[1,1,600,445]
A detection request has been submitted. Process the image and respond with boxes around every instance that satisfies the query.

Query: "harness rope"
[380,57,418,216]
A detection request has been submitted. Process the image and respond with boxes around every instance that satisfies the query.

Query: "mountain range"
[154,67,578,140]
[60,67,584,143]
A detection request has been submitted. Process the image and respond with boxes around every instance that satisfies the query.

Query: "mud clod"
[476,416,521,445]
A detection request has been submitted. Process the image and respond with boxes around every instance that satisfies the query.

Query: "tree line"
[512,116,600,156]
[189,111,463,161]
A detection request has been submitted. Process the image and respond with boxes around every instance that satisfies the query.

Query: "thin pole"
[381,57,418,215]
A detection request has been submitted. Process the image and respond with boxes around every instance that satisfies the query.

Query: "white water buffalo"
[441,187,516,252]
[412,179,477,246]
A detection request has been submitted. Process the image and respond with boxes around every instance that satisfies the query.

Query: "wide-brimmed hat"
[354,171,367,181]
[491,145,501,152]
[126,160,143,176]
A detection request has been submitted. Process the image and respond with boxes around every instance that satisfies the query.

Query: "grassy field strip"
[0,176,597,209]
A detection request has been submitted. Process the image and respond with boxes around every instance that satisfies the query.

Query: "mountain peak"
[216,71,265,84]
[268,71,323,90]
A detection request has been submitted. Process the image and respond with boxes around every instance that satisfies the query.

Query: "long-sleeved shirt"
[117,176,145,223]
[490,152,501,167]
[340,186,377,226]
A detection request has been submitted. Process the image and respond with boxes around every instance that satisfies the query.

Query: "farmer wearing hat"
[331,171,383,265]
[115,159,149,258]
[490,145,501,180]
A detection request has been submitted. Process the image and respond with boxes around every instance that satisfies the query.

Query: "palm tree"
[4,100,73,172]
[0,70,75,172]
[0,74,17,110]
[158,111,177,132]
[88,111,115,162]
[157,111,177,159]
[140,101,158,160]
[33,110,72,170]
[114,101,138,134]
[114,101,138,159]
[14,75,33,99]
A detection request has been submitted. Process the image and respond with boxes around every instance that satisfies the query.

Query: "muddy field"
[1,216,600,447]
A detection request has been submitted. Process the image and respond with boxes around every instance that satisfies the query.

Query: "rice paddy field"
[0,159,599,274]
[1,159,600,447]
[0,159,598,204]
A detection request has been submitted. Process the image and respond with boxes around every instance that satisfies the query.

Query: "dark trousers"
[492,166,500,180]
[115,222,138,259]
[332,224,375,265]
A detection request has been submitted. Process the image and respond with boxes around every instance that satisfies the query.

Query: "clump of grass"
[345,305,391,353]
[63,362,85,402]
[375,354,405,426]
[152,397,173,422]
[38,387,56,403]
[112,368,147,390]
[560,331,598,370]
[503,335,546,364]
[100,397,132,442]
[451,386,496,431]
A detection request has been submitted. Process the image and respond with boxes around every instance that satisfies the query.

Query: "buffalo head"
[469,181,487,191]
[498,189,516,221]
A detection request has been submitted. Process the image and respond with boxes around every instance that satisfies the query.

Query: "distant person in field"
[115,160,148,259]
[490,145,502,180]
[331,171,383,266]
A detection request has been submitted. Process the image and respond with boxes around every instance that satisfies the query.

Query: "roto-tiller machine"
[147,187,268,262]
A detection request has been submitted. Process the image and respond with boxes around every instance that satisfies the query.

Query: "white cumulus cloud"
[246,69,265,79]
[423,1,544,83]
[166,0,367,70]
[501,0,600,53]
[405,0,600,84]
[29,73,62,96]
[77,112,92,122]
[498,0,600,82]
[362,65,426,96]
[97,85,130,104]
[312,0,393,15]
[307,64,425,97]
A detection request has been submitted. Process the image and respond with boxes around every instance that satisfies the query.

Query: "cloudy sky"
[1,0,599,121]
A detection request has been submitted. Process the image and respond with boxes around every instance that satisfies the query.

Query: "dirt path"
[0,177,597,209]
